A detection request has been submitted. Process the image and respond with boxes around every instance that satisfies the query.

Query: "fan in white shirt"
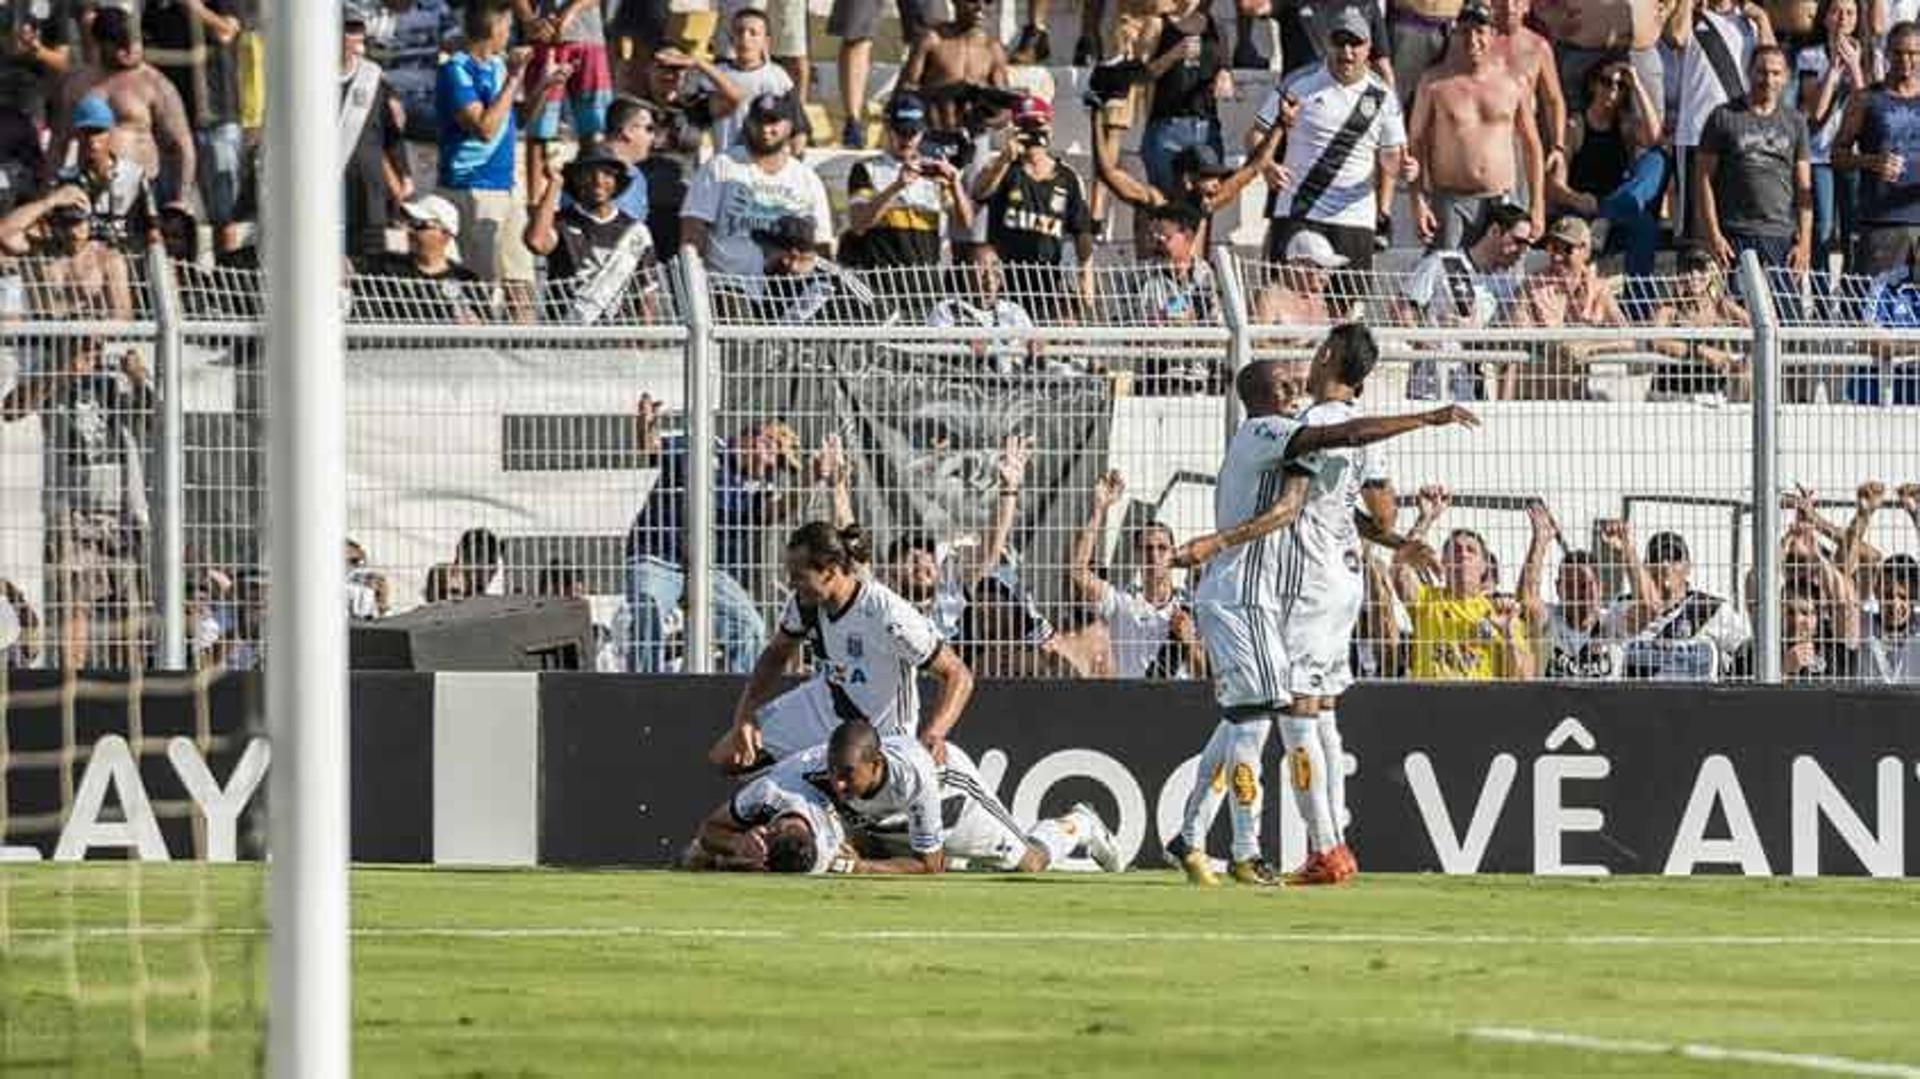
[1067,469,1205,680]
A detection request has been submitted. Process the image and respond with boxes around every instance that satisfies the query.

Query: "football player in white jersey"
[1166,335,1478,886]
[710,521,975,772]
[688,750,853,873]
[849,739,1126,873]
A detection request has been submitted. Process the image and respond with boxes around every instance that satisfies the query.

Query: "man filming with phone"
[971,94,1094,322]
[844,93,974,271]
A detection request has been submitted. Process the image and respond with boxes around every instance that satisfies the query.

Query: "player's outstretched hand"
[1421,404,1480,429]
[1170,533,1222,569]
[919,730,948,765]
[725,722,763,771]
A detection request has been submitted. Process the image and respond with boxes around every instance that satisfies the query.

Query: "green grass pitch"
[3,866,1918,1077]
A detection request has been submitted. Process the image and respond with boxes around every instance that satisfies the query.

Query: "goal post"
[263,0,351,1072]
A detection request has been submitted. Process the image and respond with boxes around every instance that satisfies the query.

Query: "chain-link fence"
[3,249,1918,684]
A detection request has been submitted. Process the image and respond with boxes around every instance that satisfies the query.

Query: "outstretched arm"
[1171,472,1310,568]
[1070,469,1124,603]
[1289,403,1480,456]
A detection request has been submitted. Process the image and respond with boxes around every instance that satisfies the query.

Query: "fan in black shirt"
[352,194,492,323]
[970,95,1093,321]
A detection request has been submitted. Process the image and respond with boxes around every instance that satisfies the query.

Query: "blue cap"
[72,94,114,133]
[886,93,928,132]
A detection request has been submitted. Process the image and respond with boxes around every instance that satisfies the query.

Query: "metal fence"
[2,248,1916,685]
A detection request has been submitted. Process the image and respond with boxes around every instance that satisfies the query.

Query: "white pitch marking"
[1467,1027,1920,1078]
[8,927,1920,947]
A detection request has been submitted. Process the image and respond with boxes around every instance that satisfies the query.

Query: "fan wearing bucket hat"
[681,90,833,276]
[49,93,156,253]
[844,92,972,269]
[526,143,656,315]
[1251,6,1407,270]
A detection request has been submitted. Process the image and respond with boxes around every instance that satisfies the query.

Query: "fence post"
[1212,245,1251,443]
[147,245,187,670]
[676,254,717,674]
[1737,250,1782,685]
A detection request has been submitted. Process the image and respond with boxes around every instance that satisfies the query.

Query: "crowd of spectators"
[3,0,1920,339]
[8,0,1920,674]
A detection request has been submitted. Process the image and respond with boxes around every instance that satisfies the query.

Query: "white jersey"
[729,751,849,873]
[832,735,946,853]
[779,579,944,737]
[1542,605,1623,680]
[1282,398,1387,594]
[1194,413,1310,611]
[1256,64,1405,228]
[1096,583,1188,678]
[681,146,835,276]
[1861,615,1920,683]
[1675,6,1758,148]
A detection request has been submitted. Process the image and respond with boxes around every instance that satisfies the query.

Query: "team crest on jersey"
[1049,190,1067,213]
[1357,95,1378,120]
[847,634,865,659]
[1008,188,1023,204]
[1343,548,1362,574]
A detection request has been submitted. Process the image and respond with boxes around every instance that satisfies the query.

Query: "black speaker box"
[350,595,593,671]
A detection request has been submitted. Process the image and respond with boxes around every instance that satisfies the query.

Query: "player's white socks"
[1178,719,1234,849]
[1226,719,1271,863]
[1317,710,1348,847]
[1028,805,1100,868]
[1279,715,1337,854]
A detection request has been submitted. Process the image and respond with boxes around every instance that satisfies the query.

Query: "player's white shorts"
[1193,600,1291,713]
[936,744,1032,870]
[754,682,839,760]
[1282,560,1364,698]
[755,679,917,760]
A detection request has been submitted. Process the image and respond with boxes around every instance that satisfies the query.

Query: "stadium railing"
[2,248,1916,684]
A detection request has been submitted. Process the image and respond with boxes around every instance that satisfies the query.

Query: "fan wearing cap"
[680,90,833,276]
[526,143,656,316]
[1614,529,1753,681]
[1507,214,1631,400]
[340,14,410,268]
[50,7,194,214]
[1091,98,1281,250]
[1408,0,1545,249]
[1253,229,1348,334]
[48,93,155,253]
[360,195,494,324]
[970,94,1094,319]
[843,93,972,270]
[1250,7,1409,270]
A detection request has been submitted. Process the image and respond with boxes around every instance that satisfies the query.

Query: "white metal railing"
[2,250,1917,685]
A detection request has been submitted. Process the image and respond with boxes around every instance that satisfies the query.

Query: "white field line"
[7,927,1920,946]
[1467,1027,1920,1079]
